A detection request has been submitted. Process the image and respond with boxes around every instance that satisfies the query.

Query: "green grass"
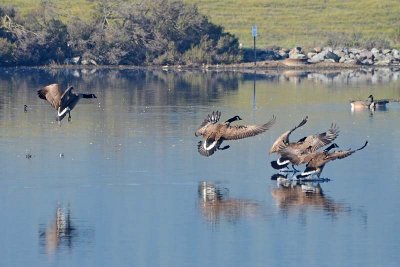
[2,0,400,48]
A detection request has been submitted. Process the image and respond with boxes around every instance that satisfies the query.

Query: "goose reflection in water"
[271,174,350,218]
[198,181,260,224]
[39,205,76,254]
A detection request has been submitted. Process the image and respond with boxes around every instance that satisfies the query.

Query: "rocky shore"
[35,46,400,70]
[245,46,400,68]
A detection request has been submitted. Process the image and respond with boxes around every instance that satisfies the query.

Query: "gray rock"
[289,53,307,59]
[359,50,374,60]
[349,48,361,54]
[392,49,400,59]
[361,59,373,65]
[71,56,80,64]
[325,51,341,62]
[343,59,358,64]
[309,50,328,63]
[371,48,380,55]
[289,47,302,56]
[307,52,317,58]
[374,59,391,66]
[334,50,346,58]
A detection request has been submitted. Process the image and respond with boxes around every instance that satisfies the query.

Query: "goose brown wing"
[37,84,62,109]
[270,116,308,154]
[325,141,368,161]
[302,123,340,152]
[280,146,316,165]
[222,115,276,140]
[195,111,221,137]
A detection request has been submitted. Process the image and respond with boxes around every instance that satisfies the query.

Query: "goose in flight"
[270,117,339,170]
[296,141,368,179]
[195,111,276,157]
[38,83,97,122]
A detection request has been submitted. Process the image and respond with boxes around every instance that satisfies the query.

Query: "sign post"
[252,25,257,65]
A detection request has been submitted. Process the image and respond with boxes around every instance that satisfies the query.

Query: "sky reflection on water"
[0,68,400,266]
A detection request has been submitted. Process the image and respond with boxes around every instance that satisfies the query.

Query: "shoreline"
[1,60,400,72]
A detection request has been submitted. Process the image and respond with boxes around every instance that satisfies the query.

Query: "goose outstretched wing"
[222,115,276,140]
[270,116,308,154]
[299,123,340,152]
[195,111,221,137]
[308,141,368,168]
[37,84,63,109]
[325,141,368,161]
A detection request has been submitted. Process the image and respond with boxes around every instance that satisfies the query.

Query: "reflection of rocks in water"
[239,68,400,85]
[281,70,309,84]
[39,205,76,254]
[271,176,350,218]
[198,181,260,224]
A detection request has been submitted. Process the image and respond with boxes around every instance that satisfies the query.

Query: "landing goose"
[297,141,368,179]
[38,83,97,122]
[270,118,339,170]
[195,111,276,156]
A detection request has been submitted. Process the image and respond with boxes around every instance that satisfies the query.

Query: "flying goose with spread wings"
[195,111,276,157]
[38,83,97,122]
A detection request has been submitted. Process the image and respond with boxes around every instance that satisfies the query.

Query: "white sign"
[252,25,257,37]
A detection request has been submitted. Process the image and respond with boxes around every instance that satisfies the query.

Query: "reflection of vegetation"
[0,69,241,109]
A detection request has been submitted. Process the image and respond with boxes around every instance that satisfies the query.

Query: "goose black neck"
[225,116,239,124]
[82,94,96,99]
[324,143,337,152]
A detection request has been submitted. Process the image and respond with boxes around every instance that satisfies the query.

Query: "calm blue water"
[0,68,400,267]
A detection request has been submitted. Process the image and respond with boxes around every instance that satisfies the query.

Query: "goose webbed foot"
[218,145,230,150]
[68,112,72,122]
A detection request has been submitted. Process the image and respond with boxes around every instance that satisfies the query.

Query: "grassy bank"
[2,0,400,48]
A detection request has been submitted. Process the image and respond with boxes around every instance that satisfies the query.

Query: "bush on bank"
[0,0,242,67]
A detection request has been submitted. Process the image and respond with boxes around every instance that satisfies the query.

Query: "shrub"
[0,38,15,66]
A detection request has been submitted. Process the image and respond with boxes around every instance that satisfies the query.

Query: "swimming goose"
[296,141,368,179]
[270,120,340,170]
[37,83,97,122]
[350,95,389,111]
[195,111,276,156]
